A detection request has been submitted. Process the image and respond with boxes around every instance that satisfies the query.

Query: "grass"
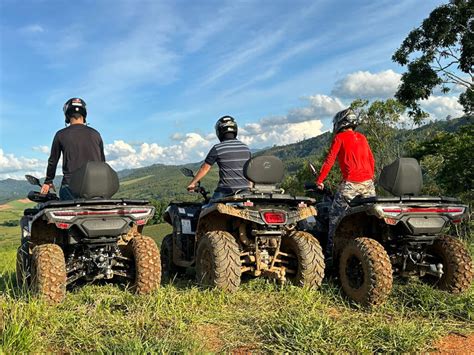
[1,201,473,352]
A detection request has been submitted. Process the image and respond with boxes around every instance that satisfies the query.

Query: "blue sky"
[0,0,462,179]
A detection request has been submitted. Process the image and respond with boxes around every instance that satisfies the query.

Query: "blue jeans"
[210,190,229,202]
[59,185,77,201]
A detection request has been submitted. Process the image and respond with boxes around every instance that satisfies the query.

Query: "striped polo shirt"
[205,138,251,194]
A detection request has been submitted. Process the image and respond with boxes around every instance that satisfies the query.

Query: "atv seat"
[244,156,285,193]
[69,161,120,199]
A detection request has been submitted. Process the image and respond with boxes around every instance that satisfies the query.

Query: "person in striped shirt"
[187,116,251,200]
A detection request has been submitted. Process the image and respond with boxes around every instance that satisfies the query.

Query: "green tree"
[392,0,473,122]
[351,99,407,176]
[147,199,168,225]
[409,122,474,201]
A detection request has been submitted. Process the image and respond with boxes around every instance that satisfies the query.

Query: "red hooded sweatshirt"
[316,130,375,185]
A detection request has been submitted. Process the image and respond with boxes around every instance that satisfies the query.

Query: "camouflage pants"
[326,180,375,257]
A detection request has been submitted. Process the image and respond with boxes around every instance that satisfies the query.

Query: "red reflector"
[384,218,397,225]
[55,222,71,229]
[452,219,462,224]
[263,212,286,224]
[243,201,254,207]
[136,219,146,225]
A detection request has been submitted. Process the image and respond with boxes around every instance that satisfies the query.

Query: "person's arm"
[187,163,212,191]
[316,135,342,186]
[187,146,217,191]
[41,133,61,194]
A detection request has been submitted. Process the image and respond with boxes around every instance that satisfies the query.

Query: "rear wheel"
[15,242,29,287]
[339,237,393,307]
[130,235,161,294]
[31,244,67,304]
[195,231,241,292]
[161,234,186,282]
[424,235,473,293]
[280,231,325,288]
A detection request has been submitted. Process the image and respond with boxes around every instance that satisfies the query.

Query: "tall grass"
[1,204,473,352]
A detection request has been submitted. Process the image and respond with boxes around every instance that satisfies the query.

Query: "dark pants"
[59,185,77,201]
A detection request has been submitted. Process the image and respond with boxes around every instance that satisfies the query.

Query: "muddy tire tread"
[430,235,473,293]
[131,235,161,294]
[285,231,325,288]
[339,237,393,307]
[31,244,67,304]
[196,231,241,292]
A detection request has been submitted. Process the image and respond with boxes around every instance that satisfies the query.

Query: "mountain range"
[0,117,469,204]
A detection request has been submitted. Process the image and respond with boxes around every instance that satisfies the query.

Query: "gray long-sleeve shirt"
[45,124,105,185]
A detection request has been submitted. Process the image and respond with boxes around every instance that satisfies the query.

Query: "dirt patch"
[195,324,224,352]
[0,204,11,210]
[17,199,31,204]
[434,333,474,354]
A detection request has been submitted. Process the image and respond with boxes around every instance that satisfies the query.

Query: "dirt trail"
[0,204,11,210]
[434,333,474,354]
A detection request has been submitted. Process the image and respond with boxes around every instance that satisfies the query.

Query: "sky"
[0,0,464,180]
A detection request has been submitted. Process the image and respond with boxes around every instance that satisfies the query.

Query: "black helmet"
[215,115,238,141]
[332,108,359,133]
[63,98,87,123]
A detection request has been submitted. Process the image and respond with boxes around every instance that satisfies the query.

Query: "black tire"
[160,234,186,282]
[15,242,30,287]
[424,235,473,293]
[31,244,67,304]
[280,231,325,288]
[339,237,393,307]
[130,235,161,294]
[195,231,241,292]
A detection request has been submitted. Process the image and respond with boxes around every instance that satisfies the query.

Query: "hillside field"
[0,201,473,352]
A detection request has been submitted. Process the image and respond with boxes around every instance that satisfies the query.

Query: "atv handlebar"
[304,183,333,198]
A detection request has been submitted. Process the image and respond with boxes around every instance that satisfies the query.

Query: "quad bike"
[16,162,161,303]
[304,158,473,306]
[161,156,325,291]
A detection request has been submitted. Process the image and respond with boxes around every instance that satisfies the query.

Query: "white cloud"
[32,145,50,154]
[332,69,401,99]
[0,149,45,179]
[240,120,324,147]
[420,95,464,121]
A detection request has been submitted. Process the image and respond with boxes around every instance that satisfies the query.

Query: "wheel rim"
[346,255,365,289]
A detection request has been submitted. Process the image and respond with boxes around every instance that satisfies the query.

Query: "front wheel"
[160,234,186,282]
[424,235,473,293]
[130,235,161,294]
[31,244,67,304]
[339,237,393,307]
[280,231,325,288]
[195,231,241,292]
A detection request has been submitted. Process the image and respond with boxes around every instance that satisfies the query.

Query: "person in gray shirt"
[40,98,105,200]
[187,116,251,200]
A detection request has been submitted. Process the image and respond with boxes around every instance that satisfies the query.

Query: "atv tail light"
[243,201,254,207]
[262,211,286,224]
[377,206,466,219]
[136,219,146,226]
[51,208,154,221]
[55,222,71,229]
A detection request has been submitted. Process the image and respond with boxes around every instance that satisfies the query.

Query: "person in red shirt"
[316,108,375,258]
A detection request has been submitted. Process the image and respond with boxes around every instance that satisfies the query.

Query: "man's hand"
[187,182,196,192]
[40,183,52,195]
[316,182,324,190]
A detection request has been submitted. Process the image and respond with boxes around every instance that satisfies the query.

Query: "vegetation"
[392,0,473,122]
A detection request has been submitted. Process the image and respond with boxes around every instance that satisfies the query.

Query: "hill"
[0,117,470,203]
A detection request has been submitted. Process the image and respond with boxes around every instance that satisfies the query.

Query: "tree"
[392,0,473,122]
[351,99,406,176]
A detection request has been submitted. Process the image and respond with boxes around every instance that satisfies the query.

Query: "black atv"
[305,158,473,306]
[16,162,161,303]
[161,156,325,291]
